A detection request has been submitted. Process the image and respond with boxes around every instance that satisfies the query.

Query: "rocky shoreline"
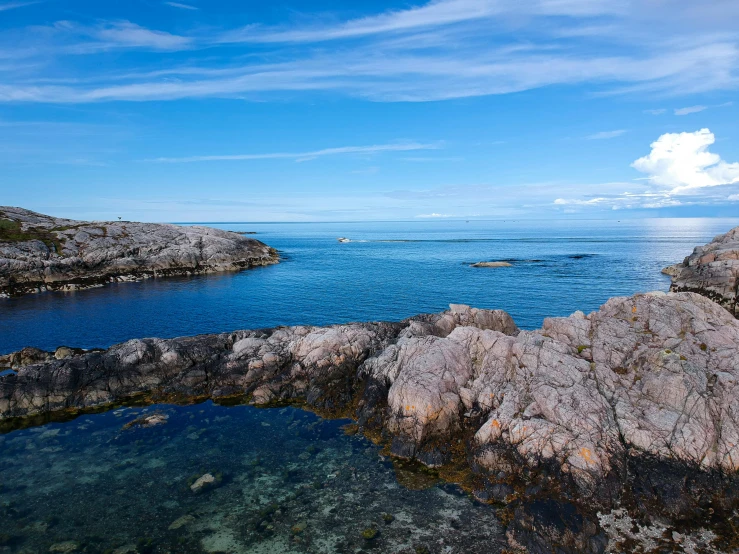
[0,207,279,297]
[664,226,739,317]
[2,291,738,551]
[3,226,739,552]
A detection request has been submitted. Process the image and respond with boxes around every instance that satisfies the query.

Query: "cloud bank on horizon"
[555,129,739,210]
[0,0,738,220]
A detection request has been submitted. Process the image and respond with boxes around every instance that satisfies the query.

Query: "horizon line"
[170,216,739,225]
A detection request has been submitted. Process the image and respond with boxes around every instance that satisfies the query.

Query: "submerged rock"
[0,206,279,297]
[190,473,216,493]
[122,412,168,429]
[168,514,196,530]
[49,541,80,553]
[470,261,513,268]
[664,225,739,316]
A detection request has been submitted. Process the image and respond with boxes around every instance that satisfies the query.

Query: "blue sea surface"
[1,218,737,354]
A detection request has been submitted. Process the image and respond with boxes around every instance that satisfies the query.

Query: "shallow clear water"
[2,218,738,354]
[0,402,505,553]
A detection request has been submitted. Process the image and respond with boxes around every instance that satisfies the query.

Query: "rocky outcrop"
[0,305,517,419]
[2,294,738,551]
[0,207,279,297]
[2,293,737,483]
[664,226,739,316]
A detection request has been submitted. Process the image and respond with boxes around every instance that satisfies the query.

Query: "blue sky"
[1,0,738,221]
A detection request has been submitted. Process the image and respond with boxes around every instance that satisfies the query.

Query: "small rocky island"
[0,207,279,297]
[664,225,739,317]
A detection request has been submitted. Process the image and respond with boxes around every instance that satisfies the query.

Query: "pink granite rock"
[664,226,739,316]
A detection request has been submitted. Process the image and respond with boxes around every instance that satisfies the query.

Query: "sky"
[1,0,738,222]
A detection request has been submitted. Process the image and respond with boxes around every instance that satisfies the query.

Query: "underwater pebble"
[191,473,216,492]
[168,514,196,530]
[38,429,60,440]
[49,541,80,553]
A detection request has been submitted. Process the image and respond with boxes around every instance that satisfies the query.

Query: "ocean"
[1,218,737,354]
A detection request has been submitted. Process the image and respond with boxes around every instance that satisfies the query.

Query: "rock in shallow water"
[470,261,513,267]
[0,206,279,297]
[190,473,216,493]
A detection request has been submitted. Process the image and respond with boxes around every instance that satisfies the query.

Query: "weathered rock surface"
[0,206,279,297]
[2,293,737,485]
[664,226,739,316]
[0,346,91,369]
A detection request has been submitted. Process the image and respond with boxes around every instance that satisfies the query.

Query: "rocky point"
[0,206,279,297]
[664,225,739,317]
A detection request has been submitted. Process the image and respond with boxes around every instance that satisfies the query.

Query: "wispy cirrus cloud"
[147,141,442,163]
[674,105,707,115]
[1,0,739,104]
[0,1,39,11]
[586,130,627,140]
[220,0,626,44]
[68,20,192,51]
[164,2,198,10]
[2,41,735,103]
[0,19,193,59]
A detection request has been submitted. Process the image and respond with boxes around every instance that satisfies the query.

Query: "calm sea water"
[2,218,737,355]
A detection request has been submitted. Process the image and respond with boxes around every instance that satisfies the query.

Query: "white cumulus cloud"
[631,128,739,193]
